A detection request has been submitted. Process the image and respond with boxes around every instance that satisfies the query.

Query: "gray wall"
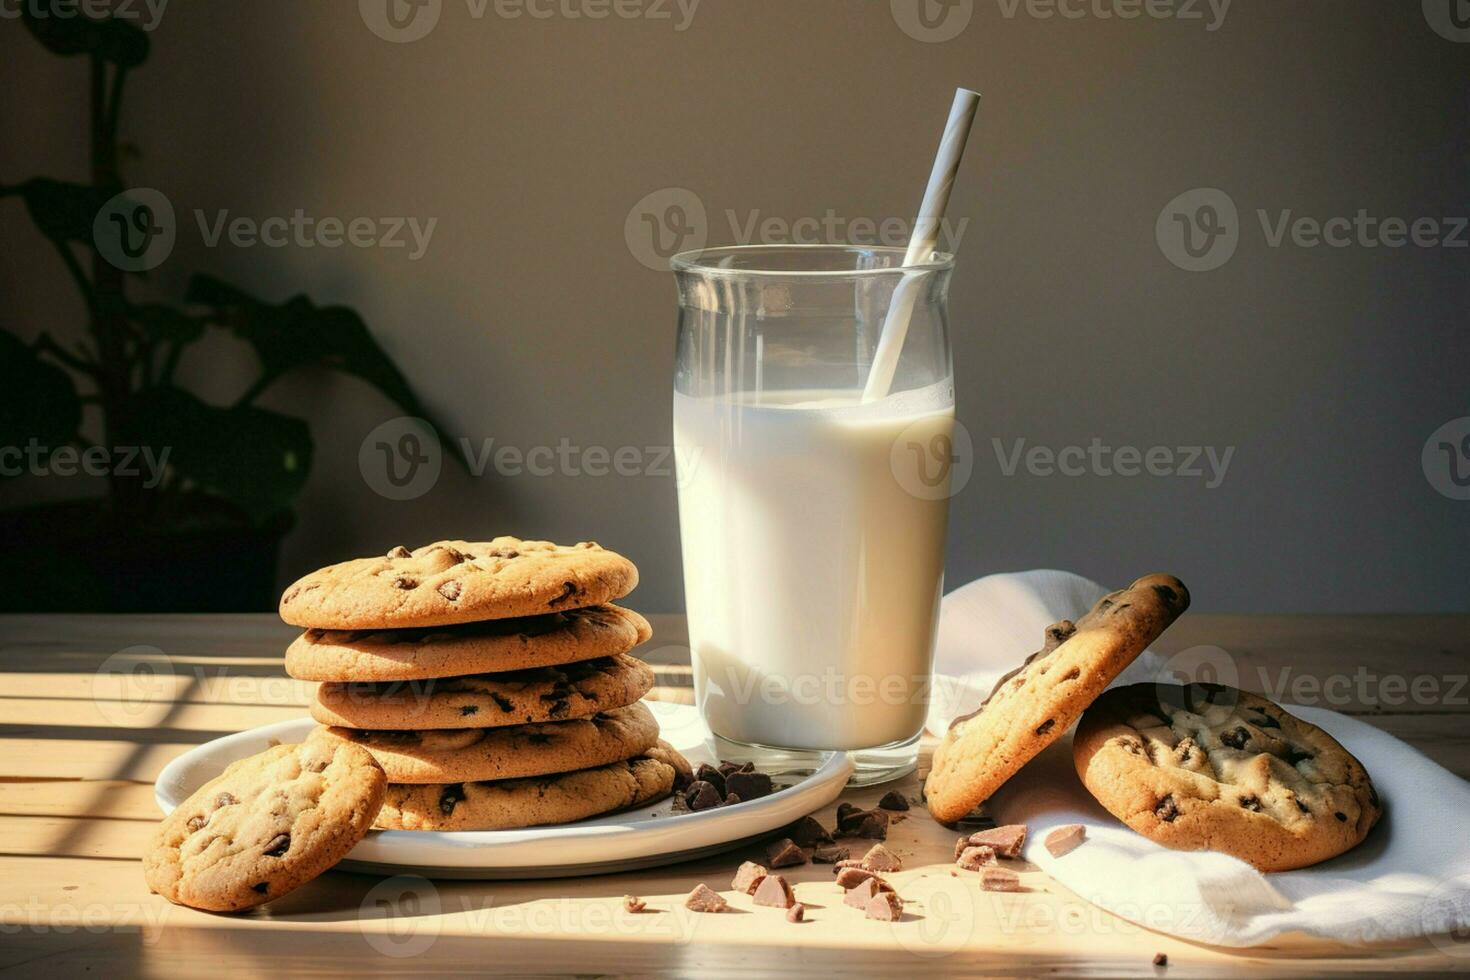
[2,0,1466,612]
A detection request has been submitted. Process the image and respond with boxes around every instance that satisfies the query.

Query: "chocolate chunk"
[490,693,514,713]
[684,780,723,811]
[717,761,743,777]
[725,792,742,806]
[684,883,727,913]
[486,547,519,559]
[437,580,463,601]
[787,815,834,848]
[811,845,849,864]
[251,882,268,894]
[1335,811,1347,822]
[1154,795,1179,822]
[459,705,478,716]
[765,837,806,869]
[835,867,877,889]
[967,824,1026,858]
[785,903,806,923]
[694,763,727,797]
[392,576,417,590]
[1239,795,1262,812]
[731,861,768,895]
[957,845,997,871]
[1282,745,1314,766]
[980,868,1022,892]
[1153,952,1168,967]
[850,814,888,839]
[832,858,863,871]
[263,833,291,857]
[1295,798,1310,814]
[439,784,466,815]
[547,699,570,719]
[386,545,411,558]
[186,815,207,832]
[877,790,910,812]
[836,802,861,824]
[838,807,889,835]
[865,891,904,921]
[1175,738,1197,764]
[726,771,773,801]
[860,843,902,873]
[1220,727,1250,750]
[842,876,891,909]
[622,895,646,913]
[1034,719,1055,736]
[954,835,973,861]
[1250,711,1280,730]
[752,874,796,909]
[215,793,237,808]
[1044,824,1086,858]
[548,581,578,606]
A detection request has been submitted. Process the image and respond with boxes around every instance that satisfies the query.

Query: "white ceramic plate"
[155,701,853,878]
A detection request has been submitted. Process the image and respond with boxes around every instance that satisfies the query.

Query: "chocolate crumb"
[622,895,646,913]
[811,845,849,864]
[788,815,835,848]
[1153,952,1168,967]
[785,902,806,923]
[765,837,806,869]
[877,790,910,812]
[1044,824,1086,858]
[684,883,727,913]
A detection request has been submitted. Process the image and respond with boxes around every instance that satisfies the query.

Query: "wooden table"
[3,613,1468,977]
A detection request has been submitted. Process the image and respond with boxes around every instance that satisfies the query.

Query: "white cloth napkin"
[926,570,1470,948]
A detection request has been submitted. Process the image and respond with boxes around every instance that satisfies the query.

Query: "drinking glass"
[671,244,956,784]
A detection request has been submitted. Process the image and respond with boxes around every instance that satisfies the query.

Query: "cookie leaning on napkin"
[925,573,1383,872]
[144,537,687,912]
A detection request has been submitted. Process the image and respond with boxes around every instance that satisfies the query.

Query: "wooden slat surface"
[1,612,1467,977]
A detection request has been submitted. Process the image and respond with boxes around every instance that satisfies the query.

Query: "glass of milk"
[671,244,956,784]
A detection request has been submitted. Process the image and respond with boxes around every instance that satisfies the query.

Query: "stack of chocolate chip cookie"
[279,537,690,831]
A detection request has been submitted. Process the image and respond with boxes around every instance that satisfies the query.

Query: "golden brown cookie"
[1073,682,1382,871]
[143,740,385,912]
[284,605,652,682]
[279,538,638,629]
[926,573,1190,823]
[309,654,655,729]
[375,741,687,831]
[315,701,661,783]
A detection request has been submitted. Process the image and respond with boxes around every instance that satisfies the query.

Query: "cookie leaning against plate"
[315,700,661,783]
[285,605,652,682]
[926,573,1191,824]
[279,538,639,630]
[375,741,689,831]
[143,740,385,912]
[310,654,656,729]
[1073,682,1382,872]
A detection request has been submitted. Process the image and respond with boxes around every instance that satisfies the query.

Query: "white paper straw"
[861,87,979,403]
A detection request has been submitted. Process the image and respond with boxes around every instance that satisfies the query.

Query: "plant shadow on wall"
[0,11,462,612]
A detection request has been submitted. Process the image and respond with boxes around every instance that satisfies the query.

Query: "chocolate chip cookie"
[1073,682,1382,871]
[315,701,661,783]
[143,739,385,912]
[374,741,687,831]
[279,538,639,629]
[284,605,652,682]
[310,654,655,729]
[926,573,1191,823]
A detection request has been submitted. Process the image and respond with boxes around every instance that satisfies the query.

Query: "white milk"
[674,384,953,751]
